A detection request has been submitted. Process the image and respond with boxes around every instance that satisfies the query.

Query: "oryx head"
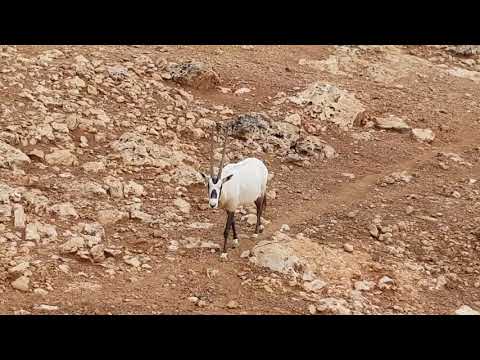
[201,127,233,209]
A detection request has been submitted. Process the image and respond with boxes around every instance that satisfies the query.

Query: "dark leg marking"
[263,195,267,216]
[231,215,238,240]
[254,196,265,234]
[223,211,234,253]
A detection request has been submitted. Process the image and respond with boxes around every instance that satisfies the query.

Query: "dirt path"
[260,126,479,239]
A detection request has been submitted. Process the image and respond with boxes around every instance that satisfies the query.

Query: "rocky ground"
[1,45,480,315]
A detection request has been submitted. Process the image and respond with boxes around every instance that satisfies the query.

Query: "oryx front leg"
[223,211,235,253]
[231,215,239,248]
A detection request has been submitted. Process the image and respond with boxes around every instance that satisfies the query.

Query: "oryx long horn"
[209,126,215,176]
[217,132,228,179]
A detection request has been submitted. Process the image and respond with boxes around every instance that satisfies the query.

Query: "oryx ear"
[200,172,209,183]
[222,174,234,184]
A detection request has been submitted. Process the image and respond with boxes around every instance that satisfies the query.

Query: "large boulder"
[166,61,220,90]
[289,83,365,130]
[0,141,30,169]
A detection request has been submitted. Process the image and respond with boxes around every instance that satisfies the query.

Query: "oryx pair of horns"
[208,125,229,179]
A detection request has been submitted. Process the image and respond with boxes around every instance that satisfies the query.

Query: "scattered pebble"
[343,243,354,253]
[227,300,240,309]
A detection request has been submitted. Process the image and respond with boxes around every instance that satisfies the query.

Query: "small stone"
[342,173,356,179]
[49,202,79,218]
[368,224,379,238]
[397,221,407,231]
[197,300,207,307]
[79,136,89,148]
[11,276,30,292]
[168,241,179,252]
[90,244,105,262]
[82,161,105,173]
[123,180,145,198]
[245,214,257,225]
[378,233,392,242]
[435,275,448,290]
[316,298,352,315]
[34,288,48,296]
[87,85,98,95]
[454,305,480,315]
[8,262,30,275]
[0,204,12,218]
[14,310,31,315]
[280,224,290,232]
[218,87,231,94]
[302,271,316,282]
[374,116,410,133]
[13,205,26,229]
[152,230,164,238]
[206,269,219,279]
[174,198,191,214]
[124,256,141,268]
[34,304,59,311]
[417,215,438,223]
[67,76,85,88]
[308,304,317,315]
[235,87,251,95]
[411,128,435,143]
[284,113,302,126]
[267,190,277,200]
[58,264,70,273]
[304,279,327,293]
[378,276,394,290]
[354,280,375,291]
[240,250,250,258]
[264,285,274,293]
[451,191,461,199]
[347,210,359,218]
[97,209,128,226]
[406,206,415,215]
[59,236,84,254]
[188,296,199,304]
[45,149,78,166]
[343,243,354,253]
[226,300,240,309]
[27,149,45,161]
[439,162,449,170]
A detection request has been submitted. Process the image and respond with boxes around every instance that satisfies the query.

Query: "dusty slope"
[0,45,479,315]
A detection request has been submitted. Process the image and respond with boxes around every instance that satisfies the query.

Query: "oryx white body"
[218,158,268,212]
[201,127,269,253]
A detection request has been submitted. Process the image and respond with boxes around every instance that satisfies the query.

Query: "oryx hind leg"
[254,196,265,234]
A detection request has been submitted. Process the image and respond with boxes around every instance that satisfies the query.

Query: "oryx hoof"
[232,238,239,248]
[259,224,265,233]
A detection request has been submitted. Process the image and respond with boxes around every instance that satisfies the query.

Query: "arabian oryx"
[201,131,269,254]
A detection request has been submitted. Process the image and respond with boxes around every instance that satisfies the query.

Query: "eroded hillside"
[1,45,479,315]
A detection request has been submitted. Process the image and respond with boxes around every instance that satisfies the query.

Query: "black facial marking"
[210,189,218,199]
[211,176,219,184]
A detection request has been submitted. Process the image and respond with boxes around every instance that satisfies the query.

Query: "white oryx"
[201,130,269,253]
